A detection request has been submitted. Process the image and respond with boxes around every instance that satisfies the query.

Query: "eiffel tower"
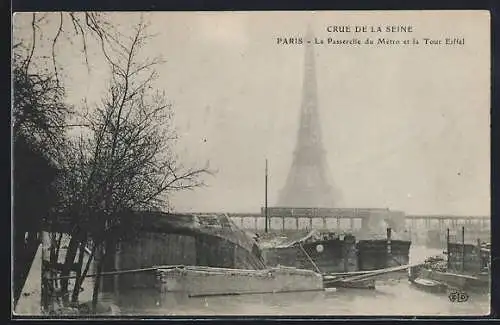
[277,28,339,208]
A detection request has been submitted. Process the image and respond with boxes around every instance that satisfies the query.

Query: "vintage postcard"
[12,10,490,317]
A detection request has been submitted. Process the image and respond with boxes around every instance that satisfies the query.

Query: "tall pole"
[446,228,450,271]
[462,226,465,272]
[476,238,482,273]
[386,228,392,268]
[265,159,268,233]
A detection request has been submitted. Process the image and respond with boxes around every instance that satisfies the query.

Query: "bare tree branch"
[16,14,215,310]
[23,13,37,73]
[51,13,64,85]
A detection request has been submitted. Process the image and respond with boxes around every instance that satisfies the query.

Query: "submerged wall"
[111,233,196,291]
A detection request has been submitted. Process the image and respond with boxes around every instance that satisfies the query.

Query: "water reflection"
[101,280,488,316]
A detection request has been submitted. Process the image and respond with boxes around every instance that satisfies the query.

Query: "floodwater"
[94,246,490,317]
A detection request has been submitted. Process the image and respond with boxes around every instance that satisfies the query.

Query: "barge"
[408,227,490,294]
[155,265,323,298]
[259,228,411,277]
[95,212,325,300]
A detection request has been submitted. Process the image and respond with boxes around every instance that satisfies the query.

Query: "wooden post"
[309,217,313,229]
[296,216,299,230]
[342,240,348,272]
[233,243,237,268]
[337,217,340,230]
[282,216,285,233]
[386,228,392,268]
[298,243,321,274]
[350,218,354,232]
[114,242,120,296]
[415,218,421,245]
[477,238,482,273]
[323,217,327,231]
[462,226,465,272]
[264,159,268,233]
[446,228,450,271]
[41,231,52,313]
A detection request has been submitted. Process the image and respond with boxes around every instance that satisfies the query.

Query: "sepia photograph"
[12,10,491,317]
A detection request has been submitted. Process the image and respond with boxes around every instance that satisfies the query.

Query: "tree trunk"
[71,238,93,304]
[91,241,107,314]
[60,229,83,305]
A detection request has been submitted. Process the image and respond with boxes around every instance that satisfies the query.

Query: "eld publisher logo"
[448,289,469,303]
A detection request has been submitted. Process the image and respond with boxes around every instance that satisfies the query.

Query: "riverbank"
[14,245,42,315]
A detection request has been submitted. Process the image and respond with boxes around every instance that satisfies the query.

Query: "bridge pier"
[438,219,444,232]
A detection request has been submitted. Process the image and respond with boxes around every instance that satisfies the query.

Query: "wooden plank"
[323,270,373,279]
[340,263,422,282]
[46,265,185,281]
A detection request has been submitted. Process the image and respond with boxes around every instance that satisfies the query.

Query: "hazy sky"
[13,11,490,215]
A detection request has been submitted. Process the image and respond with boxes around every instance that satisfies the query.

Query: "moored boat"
[259,229,411,276]
[87,212,329,302]
[417,268,489,292]
[407,228,490,294]
[409,277,448,293]
[155,265,324,297]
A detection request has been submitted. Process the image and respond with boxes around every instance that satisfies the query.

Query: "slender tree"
[56,18,211,312]
[13,12,122,310]
[13,13,212,312]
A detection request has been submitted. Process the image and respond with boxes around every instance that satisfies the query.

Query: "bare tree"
[13,13,211,313]
[12,13,121,310]
[54,18,211,312]
[13,12,123,312]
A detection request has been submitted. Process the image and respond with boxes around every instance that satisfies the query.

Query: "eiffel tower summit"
[277,27,340,208]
